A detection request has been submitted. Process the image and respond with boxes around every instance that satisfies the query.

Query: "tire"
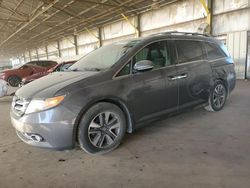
[77,102,126,155]
[205,81,227,112]
[7,75,21,87]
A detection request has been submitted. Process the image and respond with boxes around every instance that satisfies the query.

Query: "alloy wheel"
[212,84,226,109]
[8,76,20,87]
[88,112,121,148]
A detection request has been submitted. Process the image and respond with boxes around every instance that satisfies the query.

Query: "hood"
[16,71,98,99]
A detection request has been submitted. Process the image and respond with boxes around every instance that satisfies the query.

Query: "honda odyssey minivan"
[10,32,236,154]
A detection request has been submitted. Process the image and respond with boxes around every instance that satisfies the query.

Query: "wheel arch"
[211,67,230,94]
[72,97,135,146]
[7,74,20,80]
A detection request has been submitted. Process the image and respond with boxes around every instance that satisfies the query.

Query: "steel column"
[57,41,61,58]
[121,13,139,37]
[28,50,31,61]
[98,27,102,47]
[199,0,213,34]
[36,48,39,60]
[74,35,79,55]
[45,45,49,59]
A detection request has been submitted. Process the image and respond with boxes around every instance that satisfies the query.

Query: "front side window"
[204,42,227,60]
[133,41,171,70]
[176,40,204,63]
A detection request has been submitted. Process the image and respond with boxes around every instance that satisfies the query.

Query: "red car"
[21,60,76,86]
[0,60,57,87]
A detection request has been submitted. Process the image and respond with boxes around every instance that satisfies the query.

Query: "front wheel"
[77,102,126,155]
[205,81,227,112]
[7,75,21,87]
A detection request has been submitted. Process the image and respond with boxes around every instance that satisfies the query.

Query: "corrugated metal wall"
[246,31,250,79]
[227,31,248,79]
[16,0,250,78]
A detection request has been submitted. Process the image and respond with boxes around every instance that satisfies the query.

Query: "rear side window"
[175,40,204,63]
[204,42,227,60]
[35,61,56,68]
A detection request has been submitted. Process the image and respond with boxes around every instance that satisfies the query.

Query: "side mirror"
[134,60,154,72]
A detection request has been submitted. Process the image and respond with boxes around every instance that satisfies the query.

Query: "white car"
[0,79,8,97]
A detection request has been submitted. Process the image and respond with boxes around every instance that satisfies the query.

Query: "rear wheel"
[77,102,126,155]
[205,81,227,112]
[7,75,21,87]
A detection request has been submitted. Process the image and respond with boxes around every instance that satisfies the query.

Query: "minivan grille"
[12,96,29,116]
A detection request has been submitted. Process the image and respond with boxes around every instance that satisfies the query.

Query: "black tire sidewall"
[77,102,126,155]
[210,81,227,111]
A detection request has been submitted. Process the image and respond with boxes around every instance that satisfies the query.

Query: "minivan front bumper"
[10,106,77,150]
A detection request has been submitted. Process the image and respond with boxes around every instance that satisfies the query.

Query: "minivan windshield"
[69,40,140,71]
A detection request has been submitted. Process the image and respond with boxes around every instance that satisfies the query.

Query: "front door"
[128,40,178,123]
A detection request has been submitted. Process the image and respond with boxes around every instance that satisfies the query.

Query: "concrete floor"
[0,80,250,188]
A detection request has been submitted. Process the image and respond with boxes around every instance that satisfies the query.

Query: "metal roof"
[0,0,177,57]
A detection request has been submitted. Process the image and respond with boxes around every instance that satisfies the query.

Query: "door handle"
[178,74,187,79]
[168,74,187,81]
[168,76,179,81]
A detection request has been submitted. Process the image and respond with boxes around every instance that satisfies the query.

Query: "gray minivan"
[10,32,236,154]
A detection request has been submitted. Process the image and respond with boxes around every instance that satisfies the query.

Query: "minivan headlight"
[25,95,65,114]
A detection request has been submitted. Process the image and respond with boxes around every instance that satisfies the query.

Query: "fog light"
[24,133,43,142]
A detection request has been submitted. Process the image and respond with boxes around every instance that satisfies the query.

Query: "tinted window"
[40,61,53,67]
[27,61,55,67]
[204,42,227,60]
[133,41,172,70]
[61,63,72,71]
[176,40,204,63]
[26,61,36,66]
[55,63,72,71]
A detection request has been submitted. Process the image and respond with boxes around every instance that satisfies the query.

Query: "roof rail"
[151,31,211,37]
